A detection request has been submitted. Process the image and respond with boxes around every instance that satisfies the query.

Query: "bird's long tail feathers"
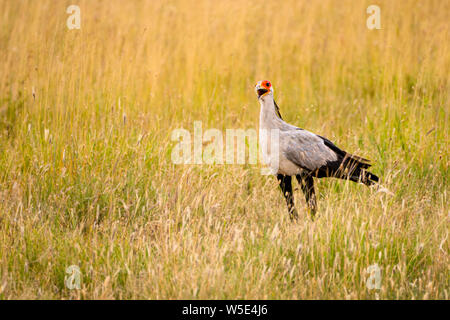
[341,156,379,186]
[348,169,379,186]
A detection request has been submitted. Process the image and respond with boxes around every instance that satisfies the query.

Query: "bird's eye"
[266,82,271,87]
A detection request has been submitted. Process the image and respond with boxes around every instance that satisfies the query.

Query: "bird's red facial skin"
[261,80,271,90]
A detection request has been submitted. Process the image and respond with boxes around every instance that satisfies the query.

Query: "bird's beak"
[255,83,269,98]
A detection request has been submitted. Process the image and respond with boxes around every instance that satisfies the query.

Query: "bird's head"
[255,80,273,99]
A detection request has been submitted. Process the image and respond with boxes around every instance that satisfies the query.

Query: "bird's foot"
[307,205,317,220]
[289,208,299,221]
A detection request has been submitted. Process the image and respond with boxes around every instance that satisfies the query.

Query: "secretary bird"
[255,80,379,219]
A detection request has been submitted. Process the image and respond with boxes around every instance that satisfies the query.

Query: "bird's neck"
[259,95,282,130]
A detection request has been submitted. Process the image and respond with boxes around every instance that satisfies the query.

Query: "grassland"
[0,0,448,299]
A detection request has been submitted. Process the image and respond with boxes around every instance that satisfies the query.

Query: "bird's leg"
[296,174,317,218]
[277,174,298,220]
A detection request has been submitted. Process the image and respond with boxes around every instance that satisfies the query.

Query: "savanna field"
[0,0,448,299]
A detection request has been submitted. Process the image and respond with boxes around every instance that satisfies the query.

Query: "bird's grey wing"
[282,130,339,171]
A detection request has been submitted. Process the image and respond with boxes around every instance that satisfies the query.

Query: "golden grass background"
[0,0,448,299]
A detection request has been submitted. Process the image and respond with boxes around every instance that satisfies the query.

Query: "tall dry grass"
[0,0,448,299]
